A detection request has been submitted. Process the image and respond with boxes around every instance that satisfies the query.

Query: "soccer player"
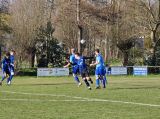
[0,52,11,86]
[8,50,15,85]
[64,48,82,87]
[90,49,106,89]
[74,53,94,90]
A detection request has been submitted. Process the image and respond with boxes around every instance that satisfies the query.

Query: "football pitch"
[0,76,160,119]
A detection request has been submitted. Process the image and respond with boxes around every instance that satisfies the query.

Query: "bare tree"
[10,0,51,68]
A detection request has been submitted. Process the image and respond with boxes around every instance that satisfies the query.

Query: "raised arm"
[0,59,5,69]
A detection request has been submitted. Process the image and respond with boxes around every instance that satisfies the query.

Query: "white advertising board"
[37,68,69,78]
[105,67,108,75]
[111,67,127,75]
[0,70,4,77]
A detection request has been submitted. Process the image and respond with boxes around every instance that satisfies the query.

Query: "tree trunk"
[29,53,35,68]
[77,0,82,55]
[116,47,119,59]
[0,46,2,60]
[150,30,156,65]
[121,52,128,66]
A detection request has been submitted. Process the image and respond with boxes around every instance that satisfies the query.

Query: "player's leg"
[6,73,10,86]
[85,71,93,84]
[0,71,7,86]
[99,76,102,83]
[9,67,14,84]
[84,71,92,89]
[72,67,81,86]
[103,68,107,84]
[103,76,107,84]
[95,68,101,89]
[83,76,91,90]
[99,68,106,88]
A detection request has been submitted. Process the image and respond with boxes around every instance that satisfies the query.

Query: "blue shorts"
[10,66,14,73]
[95,68,105,76]
[72,66,79,74]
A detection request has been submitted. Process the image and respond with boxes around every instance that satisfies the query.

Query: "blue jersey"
[0,58,11,71]
[77,56,88,72]
[96,54,104,68]
[10,55,14,64]
[70,54,77,67]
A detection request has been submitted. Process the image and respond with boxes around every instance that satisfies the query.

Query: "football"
[81,39,86,44]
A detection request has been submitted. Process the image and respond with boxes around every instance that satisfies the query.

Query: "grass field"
[0,76,160,119]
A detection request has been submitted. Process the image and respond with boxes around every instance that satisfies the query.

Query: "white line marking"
[2,91,160,107]
[0,99,88,102]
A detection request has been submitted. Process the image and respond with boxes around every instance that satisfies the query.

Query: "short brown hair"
[6,52,10,56]
[10,50,15,52]
[95,49,99,53]
[75,53,80,56]
[71,48,75,53]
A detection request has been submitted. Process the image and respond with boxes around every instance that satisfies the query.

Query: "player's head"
[6,52,10,59]
[71,48,75,54]
[95,49,99,55]
[10,50,15,56]
[75,53,80,59]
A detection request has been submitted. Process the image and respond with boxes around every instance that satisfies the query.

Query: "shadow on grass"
[109,86,160,90]
[16,82,77,86]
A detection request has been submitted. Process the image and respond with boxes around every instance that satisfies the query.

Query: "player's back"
[96,54,104,68]
[70,54,77,65]
[77,56,88,72]
[10,55,14,64]
[1,58,11,69]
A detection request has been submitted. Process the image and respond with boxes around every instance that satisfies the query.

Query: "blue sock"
[10,75,14,81]
[85,81,90,87]
[7,78,9,83]
[103,81,105,87]
[74,76,80,83]
[96,79,100,87]
[103,77,107,84]
[1,76,6,82]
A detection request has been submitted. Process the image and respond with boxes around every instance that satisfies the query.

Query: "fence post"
[133,66,134,77]
[146,66,148,77]
[37,67,38,78]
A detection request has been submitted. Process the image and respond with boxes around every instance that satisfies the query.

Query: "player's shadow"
[110,86,159,90]
[31,82,76,86]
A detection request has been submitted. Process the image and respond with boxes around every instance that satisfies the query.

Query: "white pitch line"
[0,99,89,102]
[2,91,160,107]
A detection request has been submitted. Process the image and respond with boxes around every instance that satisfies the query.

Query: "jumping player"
[8,50,15,85]
[64,48,82,87]
[0,52,11,86]
[75,53,94,90]
[90,49,106,89]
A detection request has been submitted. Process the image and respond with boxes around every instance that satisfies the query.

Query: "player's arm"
[0,59,5,70]
[64,56,73,68]
[83,56,94,59]
[90,60,100,66]
[90,56,100,66]
[64,60,71,68]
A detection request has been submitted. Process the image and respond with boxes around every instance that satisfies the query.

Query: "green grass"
[0,76,160,119]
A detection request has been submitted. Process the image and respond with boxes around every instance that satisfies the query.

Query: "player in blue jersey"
[0,52,12,86]
[90,49,106,89]
[75,53,94,90]
[64,48,82,87]
[8,50,15,85]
